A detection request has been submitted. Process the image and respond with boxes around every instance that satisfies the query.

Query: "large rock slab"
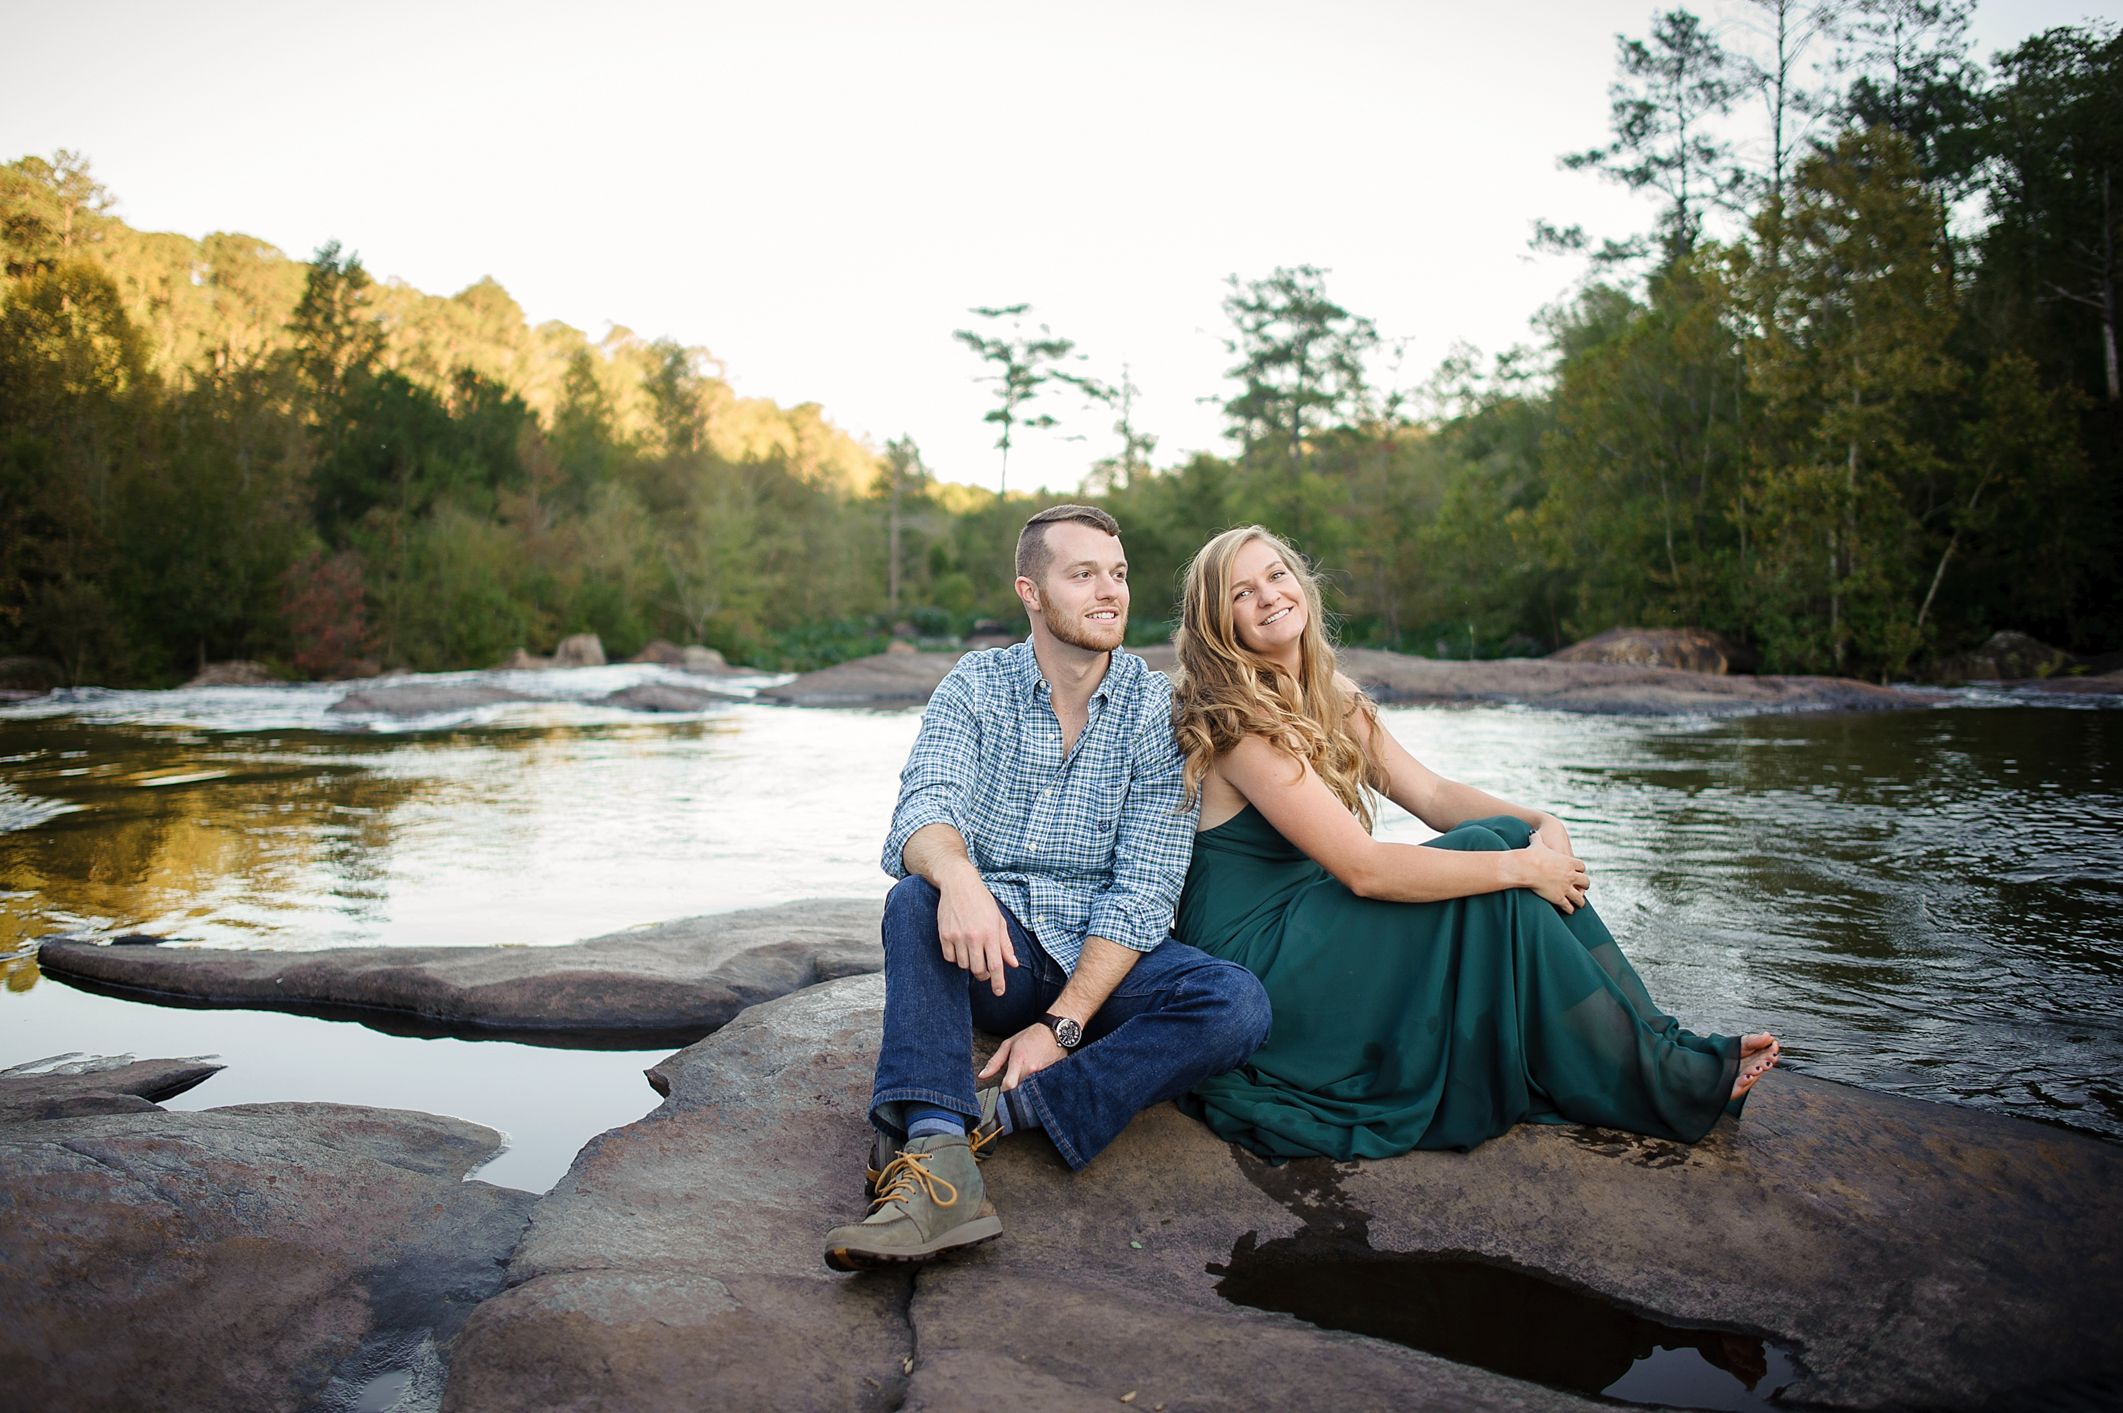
[0,1076,536,1413]
[37,900,885,1042]
[597,680,743,712]
[445,974,2121,1411]
[757,650,968,706]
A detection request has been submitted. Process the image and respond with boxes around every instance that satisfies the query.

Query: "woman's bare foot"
[1732,1033,1780,1100]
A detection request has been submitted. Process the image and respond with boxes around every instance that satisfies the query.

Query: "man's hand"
[905,824,1020,997]
[979,1021,1069,1090]
[934,859,1018,997]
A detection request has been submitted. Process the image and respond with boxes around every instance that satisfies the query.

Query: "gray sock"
[1004,1087,1043,1134]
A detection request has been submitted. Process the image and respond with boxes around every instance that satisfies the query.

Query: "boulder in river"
[183,659,280,687]
[1548,627,1759,675]
[494,647,554,670]
[328,682,539,717]
[550,632,606,668]
[629,640,735,672]
[1928,630,2078,683]
[443,974,2123,1412]
[36,899,885,1042]
[0,1067,535,1413]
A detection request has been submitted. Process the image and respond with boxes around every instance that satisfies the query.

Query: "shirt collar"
[1008,639,1126,703]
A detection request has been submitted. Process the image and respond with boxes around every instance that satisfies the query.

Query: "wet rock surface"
[0,1077,534,1413]
[36,899,884,1041]
[757,649,970,706]
[0,1052,224,1121]
[446,974,2121,1411]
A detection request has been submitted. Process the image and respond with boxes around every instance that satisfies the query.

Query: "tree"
[876,436,932,612]
[1731,0,1840,216]
[953,304,1101,495]
[0,151,114,279]
[1975,24,2123,403]
[1832,0,1983,195]
[1565,10,1745,259]
[1743,128,1960,674]
[1085,364,1157,493]
[1220,267,1376,467]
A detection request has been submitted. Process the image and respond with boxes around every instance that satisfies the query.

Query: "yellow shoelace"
[871,1150,960,1213]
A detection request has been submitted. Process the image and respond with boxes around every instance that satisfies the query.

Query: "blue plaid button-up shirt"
[881,641,1197,974]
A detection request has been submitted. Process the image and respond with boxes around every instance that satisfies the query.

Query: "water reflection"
[1,692,2118,1151]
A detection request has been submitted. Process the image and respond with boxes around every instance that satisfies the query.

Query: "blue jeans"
[870,875,1273,1170]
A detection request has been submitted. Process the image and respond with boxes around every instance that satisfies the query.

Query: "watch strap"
[1039,1012,1082,1049]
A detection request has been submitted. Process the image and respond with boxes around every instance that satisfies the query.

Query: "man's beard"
[1042,600,1126,652]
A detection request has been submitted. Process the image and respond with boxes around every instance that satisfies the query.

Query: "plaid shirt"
[882,641,1197,974]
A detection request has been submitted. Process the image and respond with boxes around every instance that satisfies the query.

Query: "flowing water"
[3,667,2119,1198]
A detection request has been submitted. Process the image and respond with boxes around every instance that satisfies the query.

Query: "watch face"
[1053,1016,1083,1049]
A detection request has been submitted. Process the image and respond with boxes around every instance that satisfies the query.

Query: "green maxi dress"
[1175,807,1745,1160]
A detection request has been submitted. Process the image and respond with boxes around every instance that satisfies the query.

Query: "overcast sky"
[4,0,2115,491]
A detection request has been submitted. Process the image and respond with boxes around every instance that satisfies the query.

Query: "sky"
[4,0,2116,492]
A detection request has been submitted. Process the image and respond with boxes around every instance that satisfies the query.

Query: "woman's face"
[1227,537,1307,658]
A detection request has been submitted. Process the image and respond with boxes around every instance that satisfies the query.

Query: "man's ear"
[1014,576,1042,614]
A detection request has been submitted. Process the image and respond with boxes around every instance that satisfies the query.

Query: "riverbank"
[10,975,2118,1412]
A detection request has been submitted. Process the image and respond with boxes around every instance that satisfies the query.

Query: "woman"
[1171,525,1779,1161]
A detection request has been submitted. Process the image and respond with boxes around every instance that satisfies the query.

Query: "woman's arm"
[1219,735,1590,911]
[1341,678,1576,859]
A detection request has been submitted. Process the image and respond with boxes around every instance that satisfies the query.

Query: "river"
[3,664,2117,1191]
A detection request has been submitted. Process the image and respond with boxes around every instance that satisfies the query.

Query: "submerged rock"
[36,899,884,1041]
[327,683,539,717]
[598,681,742,713]
[0,1076,534,1413]
[443,975,2122,1411]
[1549,627,1759,675]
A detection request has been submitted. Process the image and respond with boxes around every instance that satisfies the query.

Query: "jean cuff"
[1018,1079,1086,1171]
[870,1087,980,1140]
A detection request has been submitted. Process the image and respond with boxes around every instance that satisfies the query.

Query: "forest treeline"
[2,3,2117,685]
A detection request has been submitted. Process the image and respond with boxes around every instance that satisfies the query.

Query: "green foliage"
[6,10,2122,695]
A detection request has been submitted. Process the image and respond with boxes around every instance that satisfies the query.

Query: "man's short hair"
[1016,504,1123,586]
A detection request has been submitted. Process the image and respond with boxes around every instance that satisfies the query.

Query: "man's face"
[1020,522,1129,653]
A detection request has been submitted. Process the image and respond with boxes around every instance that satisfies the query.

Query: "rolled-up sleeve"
[1084,701,1198,952]
[881,670,982,879]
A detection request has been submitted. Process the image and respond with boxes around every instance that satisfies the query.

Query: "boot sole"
[823,1215,1004,1272]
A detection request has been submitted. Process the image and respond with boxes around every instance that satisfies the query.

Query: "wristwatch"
[1039,1012,1084,1050]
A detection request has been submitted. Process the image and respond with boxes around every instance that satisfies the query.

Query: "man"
[823,505,1272,1271]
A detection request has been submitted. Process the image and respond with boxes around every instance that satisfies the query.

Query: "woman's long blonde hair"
[1172,525,1388,830]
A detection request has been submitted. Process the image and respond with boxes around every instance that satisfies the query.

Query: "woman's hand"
[1534,812,1576,862]
[1511,833,1591,913]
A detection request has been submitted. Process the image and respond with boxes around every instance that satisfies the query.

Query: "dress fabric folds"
[1176,807,1743,1160]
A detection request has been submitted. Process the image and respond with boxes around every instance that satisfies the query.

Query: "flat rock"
[328,683,540,717]
[0,1088,535,1413]
[598,681,742,713]
[1335,648,1939,716]
[443,975,2121,1411]
[36,899,885,1041]
[760,644,1939,716]
[756,650,968,706]
[0,1053,224,1122]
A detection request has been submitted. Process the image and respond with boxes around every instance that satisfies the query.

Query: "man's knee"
[1194,962,1272,1066]
[883,875,940,935]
